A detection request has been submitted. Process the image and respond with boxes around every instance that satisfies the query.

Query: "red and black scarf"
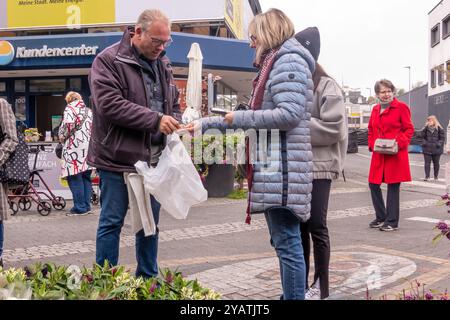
[245,48,279,224]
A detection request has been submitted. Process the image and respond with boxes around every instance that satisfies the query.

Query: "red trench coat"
[368,98,415,184]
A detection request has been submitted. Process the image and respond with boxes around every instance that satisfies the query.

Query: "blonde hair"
[137,9,171,31]
[426,115,443,129]
[248,8,295,64]
[65,91,82,104]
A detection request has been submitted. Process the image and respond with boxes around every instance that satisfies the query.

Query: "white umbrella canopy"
[182,42,203,124]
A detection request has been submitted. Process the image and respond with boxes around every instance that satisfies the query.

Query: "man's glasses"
[150,37,173,48]
[379,90,393,95]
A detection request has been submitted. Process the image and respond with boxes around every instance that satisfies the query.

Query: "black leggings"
[423,154,441,179]
[300,179,331,299]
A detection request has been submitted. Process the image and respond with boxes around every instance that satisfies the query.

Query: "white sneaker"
[305,280,321,300]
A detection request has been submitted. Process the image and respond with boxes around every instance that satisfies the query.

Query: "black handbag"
[0,130,30,185]
[55,142,63,159]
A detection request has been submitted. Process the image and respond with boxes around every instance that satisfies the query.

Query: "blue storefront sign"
[0,31,255,72]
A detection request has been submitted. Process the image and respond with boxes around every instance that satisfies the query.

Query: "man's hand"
[159,115,180,135]
[224,112,234,125]
[184,120,201,134]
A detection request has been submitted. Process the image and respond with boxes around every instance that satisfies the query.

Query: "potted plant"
[24,128,41,143]
[184,133,244,198]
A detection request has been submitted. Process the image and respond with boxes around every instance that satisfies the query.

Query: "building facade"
[429,0,450,127]
[0,0,261,133]
[398,84,429,129]
[0,0,261,199]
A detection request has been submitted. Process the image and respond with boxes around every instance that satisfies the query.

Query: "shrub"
[0,262,220,300]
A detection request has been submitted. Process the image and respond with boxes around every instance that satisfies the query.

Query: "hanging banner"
[224,0,244,39]
[1,0,226,30]
[5,0,115,29]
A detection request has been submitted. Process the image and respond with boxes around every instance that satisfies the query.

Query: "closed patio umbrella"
[182,42,203,124]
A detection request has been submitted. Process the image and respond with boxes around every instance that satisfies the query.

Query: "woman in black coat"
[421,115,445,181]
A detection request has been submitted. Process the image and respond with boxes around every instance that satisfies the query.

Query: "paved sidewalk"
[3,172,450,300]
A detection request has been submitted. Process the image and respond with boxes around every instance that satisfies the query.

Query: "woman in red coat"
[367,79,414,231]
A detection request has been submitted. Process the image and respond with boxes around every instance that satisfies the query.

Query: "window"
[438,64,445,85]
[69,78,82,91]
[447,61,450,83]
[431,23,440,47]
[29,79,65,93]
[214,81,237,110]
[14,96,26,121]
[15,80,25,92]
[443,14,450,39]
[0,82,5,92]
[431,69,436,88]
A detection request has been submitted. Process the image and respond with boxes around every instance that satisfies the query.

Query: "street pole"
[404,66,411,107]
[366,87,372,112]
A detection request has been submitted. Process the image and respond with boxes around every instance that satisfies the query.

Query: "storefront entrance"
[2,76,89,140]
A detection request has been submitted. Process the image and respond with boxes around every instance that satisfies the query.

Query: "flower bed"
[0,262,220,300]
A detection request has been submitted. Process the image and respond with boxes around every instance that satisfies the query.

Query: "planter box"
[204,164,236,198]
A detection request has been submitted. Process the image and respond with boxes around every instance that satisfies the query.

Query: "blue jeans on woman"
[265,207,306,300]
[95,169,161,279]
[67,170,92,214]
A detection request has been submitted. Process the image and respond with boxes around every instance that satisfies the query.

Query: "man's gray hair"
[137,9,171,31]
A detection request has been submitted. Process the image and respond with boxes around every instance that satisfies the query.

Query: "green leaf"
[432,233,444,245]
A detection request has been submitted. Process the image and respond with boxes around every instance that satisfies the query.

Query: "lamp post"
[366,87,372,112]
[365,87,372,101]
[404,66,411,107]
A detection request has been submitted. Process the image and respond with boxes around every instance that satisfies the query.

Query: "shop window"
[431,69,436,88]
[215,82,225,108]
[15,80,26,92]
[30,79,66,93]
[0,82,5,92]
[443,14,450,39]
[438,64,445,85]
[224,87,232,110]
[69,78,82,91]
[14,96,26,121]
[431,23,440,47]
[214,81,237,110]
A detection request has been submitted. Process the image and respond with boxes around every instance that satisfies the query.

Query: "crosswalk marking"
[353,151,441,168]
[406,217,450,224]
[405,180,446,190]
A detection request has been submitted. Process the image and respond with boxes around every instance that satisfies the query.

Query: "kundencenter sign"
[16,44,99,58]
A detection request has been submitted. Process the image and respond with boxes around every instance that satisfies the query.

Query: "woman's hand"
[224,112,234,125]
[184,120,201,134]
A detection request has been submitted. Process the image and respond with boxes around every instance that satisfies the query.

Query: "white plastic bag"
[181,107,201,125]
[135,134,207,219]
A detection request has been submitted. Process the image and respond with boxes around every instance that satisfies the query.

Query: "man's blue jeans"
[0,222,3,258]
[265,208,306,300]
[96,169,160,279]
[67,170,92,214]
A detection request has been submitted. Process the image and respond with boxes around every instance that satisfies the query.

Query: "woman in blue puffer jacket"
[188,8,315,300]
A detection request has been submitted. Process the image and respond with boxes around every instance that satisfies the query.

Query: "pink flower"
[149,281,158,294]
[436,222,449,232]
[165,272,173,284]
[425,292,434,300]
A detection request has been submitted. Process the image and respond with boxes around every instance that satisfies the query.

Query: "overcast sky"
[259,0,438,95]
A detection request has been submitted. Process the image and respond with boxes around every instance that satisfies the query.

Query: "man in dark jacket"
[88,9,181,279]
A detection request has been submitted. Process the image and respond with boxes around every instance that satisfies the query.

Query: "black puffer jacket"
[421,126,445,155]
